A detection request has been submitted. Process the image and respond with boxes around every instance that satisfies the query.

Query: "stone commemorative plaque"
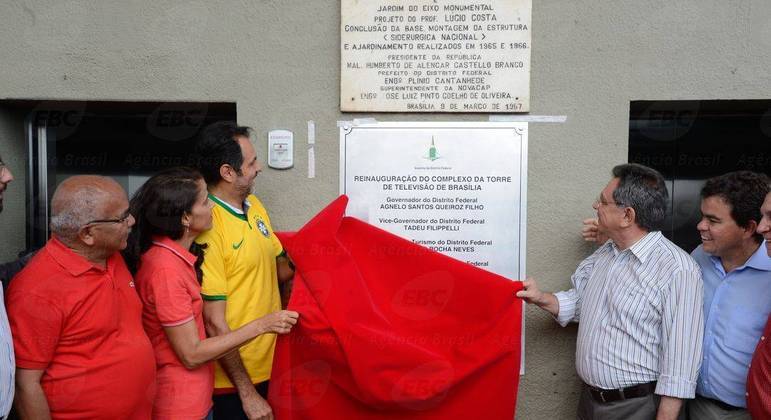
[341,0,531,113]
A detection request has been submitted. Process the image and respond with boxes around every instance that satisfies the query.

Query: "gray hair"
[611,163,668,232]
[49,180,113,240]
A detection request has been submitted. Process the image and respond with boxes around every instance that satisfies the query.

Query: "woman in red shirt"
[124,167,298,420]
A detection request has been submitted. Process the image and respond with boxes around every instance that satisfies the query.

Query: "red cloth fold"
[269,195,523,419]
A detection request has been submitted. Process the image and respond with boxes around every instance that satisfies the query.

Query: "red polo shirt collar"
[46,236,118,277]
[150,236,197,267]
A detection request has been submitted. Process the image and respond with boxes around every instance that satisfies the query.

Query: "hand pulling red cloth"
[269,196,523,419]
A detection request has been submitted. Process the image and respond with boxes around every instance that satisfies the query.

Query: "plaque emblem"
[424,137,441,161]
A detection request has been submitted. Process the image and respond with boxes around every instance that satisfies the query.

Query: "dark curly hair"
[701,171,771,244]
[123,167,207,281]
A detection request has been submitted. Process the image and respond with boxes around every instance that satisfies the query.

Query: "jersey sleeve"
[251,196,284,257]
[196,228,229,301]
[269,226,284,257]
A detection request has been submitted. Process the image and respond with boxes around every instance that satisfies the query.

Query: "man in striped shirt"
[518,163,704,420]
[0,156,15,419]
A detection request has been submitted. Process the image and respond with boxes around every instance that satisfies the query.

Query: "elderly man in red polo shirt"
[7,175,156,419]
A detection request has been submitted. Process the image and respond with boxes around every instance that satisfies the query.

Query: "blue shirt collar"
[708,240,771,276]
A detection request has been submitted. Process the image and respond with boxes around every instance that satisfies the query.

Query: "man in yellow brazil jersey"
[194,121,294,420]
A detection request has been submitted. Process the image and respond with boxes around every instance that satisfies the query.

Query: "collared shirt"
[692,242,771,407]
[6,237,156,419]
[747,315,771,419]
[135,236,213,419]
[0,286,14,417]
[195,194,283,390]
[555,231,704,398]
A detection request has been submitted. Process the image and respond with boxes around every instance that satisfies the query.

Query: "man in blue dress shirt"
[687,171,771,419]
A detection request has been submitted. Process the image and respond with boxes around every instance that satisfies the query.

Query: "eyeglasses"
[85,210,132,226]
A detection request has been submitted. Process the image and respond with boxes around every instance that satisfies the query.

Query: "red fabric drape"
[270,196,523,419]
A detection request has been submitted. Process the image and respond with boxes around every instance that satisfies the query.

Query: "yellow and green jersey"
[195,193,283,389]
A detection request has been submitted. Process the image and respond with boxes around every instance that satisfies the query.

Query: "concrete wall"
[0,1,769,418]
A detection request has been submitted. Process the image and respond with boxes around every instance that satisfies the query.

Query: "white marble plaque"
[341,0,532,113]
[339,121,527,280]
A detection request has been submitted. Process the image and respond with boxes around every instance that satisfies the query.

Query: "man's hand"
[581,218,608,243]
[242,393,273,420]
[656,396,683,420]
[516,277,560,316]
[516,277,545,305]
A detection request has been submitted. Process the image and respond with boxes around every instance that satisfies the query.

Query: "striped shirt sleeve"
[655,264,704,398]
[555,289,579,327]
[0,288,14,417]
[554,248,601,327]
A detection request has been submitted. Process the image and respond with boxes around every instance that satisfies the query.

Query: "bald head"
[50,175,126,241]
